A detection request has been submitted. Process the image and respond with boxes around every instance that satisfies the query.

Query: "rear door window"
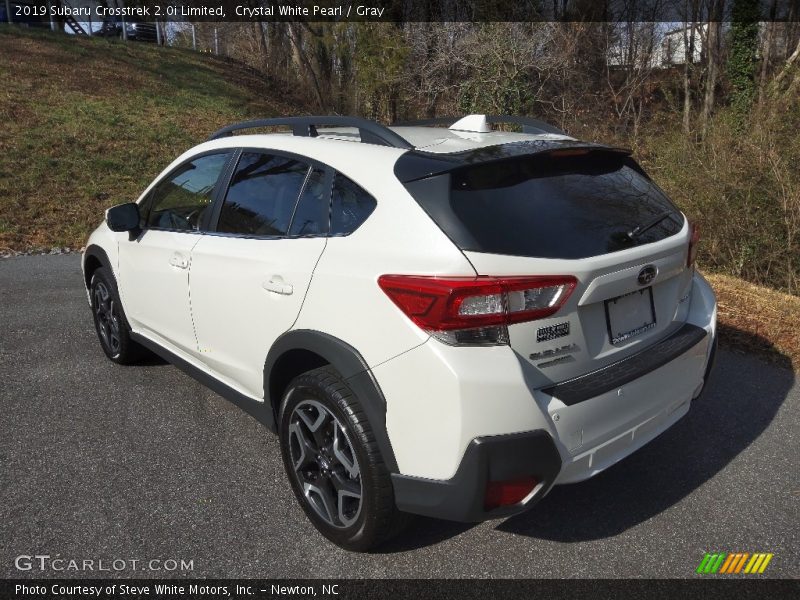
[217,152,310,237]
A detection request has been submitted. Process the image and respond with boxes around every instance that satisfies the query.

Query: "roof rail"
[393,115,568,136]
[207,116,413,149]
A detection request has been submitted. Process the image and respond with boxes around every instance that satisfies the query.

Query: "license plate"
[605,287,656,345]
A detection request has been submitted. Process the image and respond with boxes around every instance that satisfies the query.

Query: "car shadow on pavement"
[136,353,169,367]
[495,327,795,542]
[379,517,475,553]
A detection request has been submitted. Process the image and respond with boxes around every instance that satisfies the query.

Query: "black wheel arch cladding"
[83,245,136,332]
[83,244,113,290]
[264,329,399,473]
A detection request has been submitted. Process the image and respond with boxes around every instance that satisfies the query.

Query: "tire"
[89,267,147,365]
[278,366,409,551]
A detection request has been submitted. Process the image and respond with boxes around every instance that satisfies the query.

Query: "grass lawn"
[706,273,800,371]
[0,26,302,251]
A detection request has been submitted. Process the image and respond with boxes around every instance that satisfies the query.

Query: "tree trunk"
[287,23,326,110]
[701,3,724,134]
[786,1,799,60]
[772,35,800,94]
[254,22,267,68]
[758,0,779,104]
[759,22,775,104]
[682,17,698,135]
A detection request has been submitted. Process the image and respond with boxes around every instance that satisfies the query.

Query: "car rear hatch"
[399,144,698,389]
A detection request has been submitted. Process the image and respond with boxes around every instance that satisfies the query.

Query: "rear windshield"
[405,151,683,260]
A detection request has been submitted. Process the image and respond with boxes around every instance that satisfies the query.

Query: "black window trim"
[138,149,237,235]
[205,147,335,241]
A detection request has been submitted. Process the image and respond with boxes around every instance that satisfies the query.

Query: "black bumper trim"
[392,430,562,522]
[542,323,708,406]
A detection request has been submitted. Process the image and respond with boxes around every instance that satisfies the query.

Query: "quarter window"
[217,152,310,237]
[330,173,376,235]
[146,153,229,231]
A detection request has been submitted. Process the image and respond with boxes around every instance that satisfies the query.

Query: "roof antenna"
[449,115,491,133]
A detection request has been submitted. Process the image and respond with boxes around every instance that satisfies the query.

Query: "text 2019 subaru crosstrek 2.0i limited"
[82,115,717,551]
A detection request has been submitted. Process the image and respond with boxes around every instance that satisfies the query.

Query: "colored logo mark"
[696,552,774,574]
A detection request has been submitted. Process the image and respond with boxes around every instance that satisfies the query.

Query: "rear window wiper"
[626,211,674,241]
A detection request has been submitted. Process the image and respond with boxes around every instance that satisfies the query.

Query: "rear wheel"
[279,366,408,551]
[89,267,147,364]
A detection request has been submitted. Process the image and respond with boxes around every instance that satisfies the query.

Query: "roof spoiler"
[394,142,633,183]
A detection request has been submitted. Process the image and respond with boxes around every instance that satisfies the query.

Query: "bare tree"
[701,0,726,135]
[286,23,326,110]
[682,0,701,134]
[605,19,660,140]
[758,0,780,104]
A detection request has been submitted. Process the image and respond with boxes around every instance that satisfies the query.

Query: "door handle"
[169,252,189,269]
[262,276,293,295]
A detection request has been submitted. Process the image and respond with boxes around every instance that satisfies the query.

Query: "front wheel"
[89,267,147,364]
[279,366,408,551]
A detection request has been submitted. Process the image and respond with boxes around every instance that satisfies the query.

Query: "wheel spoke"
[296,404,328,433]
[288,421,318,472]
[108,300,120,333]
[330,470,361,497]
[303,481,338,526]
[337,494,361,528]
[297,403,332,447]
[330,473,361,528]
[332,423,359,479]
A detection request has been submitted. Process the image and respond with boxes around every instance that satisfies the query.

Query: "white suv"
[82,115,718,551]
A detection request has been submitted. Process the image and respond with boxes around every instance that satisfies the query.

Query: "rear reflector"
[484,477,538,510]
[377,275,577,332]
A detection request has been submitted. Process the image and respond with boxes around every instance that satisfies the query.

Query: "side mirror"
[106,203,141,233]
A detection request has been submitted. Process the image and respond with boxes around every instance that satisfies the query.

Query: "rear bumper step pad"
[542,323,708,406]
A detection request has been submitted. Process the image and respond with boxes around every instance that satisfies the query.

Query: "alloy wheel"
[288,399,363,528]
[93,281,121,356]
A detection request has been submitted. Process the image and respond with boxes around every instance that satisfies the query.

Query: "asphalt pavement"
[1,254,797,578]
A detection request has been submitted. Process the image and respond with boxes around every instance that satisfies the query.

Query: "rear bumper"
[392,430,562,522]
[551,324,712,485]
[549,274,716,485]
[392,325,715,521]
[378,271,716,515]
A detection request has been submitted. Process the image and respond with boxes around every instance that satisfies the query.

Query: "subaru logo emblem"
[637,265,657,286]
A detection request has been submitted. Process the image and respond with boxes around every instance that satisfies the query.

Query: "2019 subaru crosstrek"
[82,114,717,551]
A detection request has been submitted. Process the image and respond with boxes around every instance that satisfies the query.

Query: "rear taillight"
[377,275,577,346]
[687,222,701,268]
